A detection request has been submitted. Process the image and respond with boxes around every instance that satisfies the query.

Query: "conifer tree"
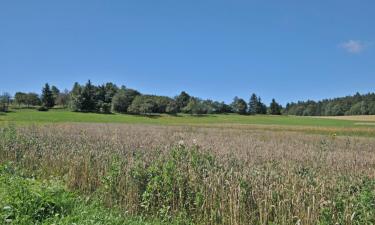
[41,83,55,108]
[269,98,282,115]
[249,93,258,115]
[81,80,97,111]
[257,97,267,114]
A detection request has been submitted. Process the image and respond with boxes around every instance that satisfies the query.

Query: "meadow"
[0,109,367,127]
[0,121,374,224]
[1,109,375,137]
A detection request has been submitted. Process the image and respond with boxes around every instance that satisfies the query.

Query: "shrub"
[37,106,49,111]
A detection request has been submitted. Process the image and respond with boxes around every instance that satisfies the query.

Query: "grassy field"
[1,109,375,137]
[2,108,375,127]
[0,108,360,126]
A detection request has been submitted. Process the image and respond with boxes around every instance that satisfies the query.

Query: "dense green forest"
[285,93,375,116]
[1,81,374,116]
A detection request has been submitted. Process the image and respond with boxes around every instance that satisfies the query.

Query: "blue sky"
[1,0,374,105]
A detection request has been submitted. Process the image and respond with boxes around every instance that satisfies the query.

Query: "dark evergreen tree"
[269,99,282,115]
[51,85,60,103]
[248,93,258,115]
[41,83,55,108]
[80,80,97,112]
[257,97,267,114]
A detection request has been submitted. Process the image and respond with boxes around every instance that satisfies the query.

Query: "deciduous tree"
[112,87,141,113]
[231,97,248,115]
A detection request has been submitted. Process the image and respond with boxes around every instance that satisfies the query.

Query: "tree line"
[1,81,374,116]
[0,80,283,115]
[285,92,375,116]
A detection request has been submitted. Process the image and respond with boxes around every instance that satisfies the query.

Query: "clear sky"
[1,0,374,105]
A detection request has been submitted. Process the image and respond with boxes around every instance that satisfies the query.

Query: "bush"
[37,106,49,111]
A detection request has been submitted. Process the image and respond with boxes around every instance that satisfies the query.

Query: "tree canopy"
[3,81,375,117]
[284,92,375,116]
[231,97,248,115]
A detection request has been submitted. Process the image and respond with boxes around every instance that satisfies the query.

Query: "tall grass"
[0,123,374,224]
[0,163,185,225]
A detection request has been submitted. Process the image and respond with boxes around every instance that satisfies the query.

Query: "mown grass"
[0,108,360,126]
[1,109,375,137]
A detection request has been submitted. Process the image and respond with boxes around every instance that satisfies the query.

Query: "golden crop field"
[1,123,374,225]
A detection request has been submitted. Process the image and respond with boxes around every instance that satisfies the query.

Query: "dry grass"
[319,115,375,122]
[188,123,375,137]
[1,123,374,224]
[355,122,375,126]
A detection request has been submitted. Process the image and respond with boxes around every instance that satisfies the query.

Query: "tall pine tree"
[51,85,60,103]
[41,83,55,108]
[81,80,97,112]
[269,98,282,115]
[257,97,267,114]
[248,93,258,115]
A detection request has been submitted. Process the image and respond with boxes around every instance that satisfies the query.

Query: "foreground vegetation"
[1,124,374,224]
[0,163,184,225]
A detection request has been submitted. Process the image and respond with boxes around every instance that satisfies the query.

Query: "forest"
[285,92,375,116]
[1,80,374,116]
